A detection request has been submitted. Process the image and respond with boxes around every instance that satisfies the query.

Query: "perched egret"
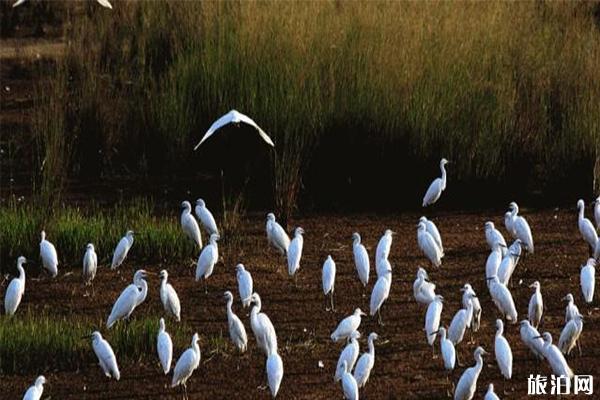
[577,199,598,250]
[376,257,392,280]
[224,291,248,352]
[425,295,444,348]
[331,308,366,342]
[340,360,359,400]
[171,333,201,399]
[111,230,134,269]
[266,213,290,256]
[417,221,443,267]
[39,230,58,277]
[287,227,304,277]
[485,245,503,286]
[4,256,26,316]
[494,319,513,379]
[461,284,481,332]
[537,332,573,379]
[453,347,487,400]
[250,293,277,356]
[448,295,474,346]
[485,222,507,256]
[106,269,148,328]
[322,255,336,311]
[594,196,600,229]
[375,229,393,268]
[433,327,455,380]
[558,313,583,356]
[414,267,436,305]
[236,264,253,308]
[194,198,219,236]
[487,276,518,324]
[497,240,521,286]
[519,320,545,360]
[422,158,448,207]
[421,216,443,254]
[507,202,534,253]
[335,330,361,382]
[157,318,173,374]
[352,233,370,286]
[528,281,543,328]
[90,331,120,380]
[181,201,202,249]
[580,258,596,303]
[370,263,391,325]
[82,243,98,286]
[196,233,220,292]
[353,332,379,388]
[266,349,283,398]
[23,375,45,400]
[160,270,181,321]
[563,293,579,323]
[484,384,500,400]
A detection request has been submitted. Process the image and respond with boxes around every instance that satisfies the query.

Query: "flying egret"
[236,264,253,307]
[181,201,202,249]
[82,243,98,286]
[352,233,370,286]
[494,319,513,379]
[194,110,274,150]
[370,263,391,325]
[353,332,379,388]
[250,292,278,356]
[577,199,598,251]
[331,308,366,342]
[196,233,220,292]
[414,267,436,305]
[171,333,201,399]
[266,348,283,397]
[39,230,58,277]
[528,281,543,328]
[375,229,393,269]
[425,295,444,350]
[537,332,574,379]
[448,294,474,346]
[454,347,487,400]
[106,269,148,328]
[497,240,521,286]
[461,284,481,332]
[157,318,173,374]
[194,199,219,236]
[266,213,290,256]
[322,255,336,312]
[417,221,443,267]
[340,360,359,400]
[483,384,500,400]
[287,227,304,277]
[4,256,26,316]
[335,330,361,382]
[558,313,583,356]
[487,276,518,324]
[111,230,134,269]
[485,244,503,285]
[422,158,448,207]
[90,331,120,380]
[23,375,45,400]
[421,216,444,254]
[507,202,534,253]
[594,196,600,229]
[485,222,507,256]
[563,293,579,323]
[160,270,181,322]
[519,320,545,360]
[581,258,596,303]
[224,291,248,353]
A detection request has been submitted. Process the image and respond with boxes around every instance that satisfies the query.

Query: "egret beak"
[471,295,478,298]
[528,283,536,288]
[360,311,367,317]
[533,335,543,339]
[460,287,466,292]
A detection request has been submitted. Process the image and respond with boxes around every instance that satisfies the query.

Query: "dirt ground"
[0,208,598,399]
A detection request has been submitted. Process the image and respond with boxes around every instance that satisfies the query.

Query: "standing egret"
[375,229,393,268]
[322,255,336,312]
[172,333,201,399]
[448,295,474,346]
[111,230,134,269]
[266,213,290,256]
[504,212,516,239]
[331,308,366,342]
[195,233,220,292]
[90,331,120,380]
[581,258,596,303]
[528,281,543,328]
[236,264,253,308]
[497,240,521,286]
[352,233,370,286]
[594,196,600,229]
[160,270,181,322]
[157,318,173,374]
[4,256,26,316]
[224,291,248,353]
[287,227,304,277]
[353,332,379,388]
[461,284,481,332]
[507,202,534,253]
[485,222,507,256]
[485,245,503,286]
[195,198,219,236]
[422,158,449,207]
[23,375,45,400]
[266,348,283,398]
[106,269,148,328]
[435,327,456,381]
[537,332,574,379]
[414,267,436,305]
[370,263,392,325]
[494,319,513,379]
[335,330,361,382]
[421,216,444,254]
[558,313,583,356]
[39,230,58,277]
[82,243,98,286]
[487,276,518,324]
[425,295,444,349]
[577,199,598,250]
[181,201,202,249]
[520,320,545,360]
[454,347,487,400]
[250,293,278,356]
[417,221,443,267]
[340,360,359,400]
[563,293,579,323]
[484,384,500,400]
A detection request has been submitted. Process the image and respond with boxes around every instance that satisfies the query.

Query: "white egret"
[519,320,545,360]
[375,229,393,268]
[461,283,481,332]
[448,295,474,346]
[250,293,278,356]
[453,347,487,400]
[171,333,201,399]
[194,198,219,236]
[577,199,598,250]
[422,158,448,207]
[370,263,391,325]
[39,230,58,277]
[581,258,596,303]
[537,332,573,379]
[106,269,148,328]
[331,308,366,342]
[266,213,290,256]
[181,201,202,249]
[352,233,370,286]
[287,227,304,277]
[224,291,248,353]
[4,256,26,316]
[494,319,512,380]
[528,281,543,328]
[266,349,283,398]
[433,327,455,379]
[353,332,379,388]
[414,267,436,305]
[507,202,534,253]
[82,243,98,286]
[497,240,521,286]
[485,222,507,256]
[594,196,600,229]
[504,211,516,239]
[160,270,181,322]
[236,264,253,307]
[375,257,392,280]
[196,233,220,292]
[425,295,444,349]
[421,216,443,254]
[487,276,518,324]
[485,245,503,285]
[563,293,579,323]
[417,221,443,267]
[322,255,336,311]
[90,331,120,380]
[484,384,500,400]
[558,313,583,356]
[111,230,134,269]
[157,318,173,374]
[335,331,361,382]
[23,375,45,400]
[340,360,359,400]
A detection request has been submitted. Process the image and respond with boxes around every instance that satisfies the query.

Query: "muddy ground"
[0,208,598,399]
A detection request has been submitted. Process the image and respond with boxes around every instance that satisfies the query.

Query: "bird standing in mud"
[528,281,543,328]
[90,331,120,381]
[4,256,27,316]
[195,198,219,236]
[331,309,366,342]
[454,347,487,400]
[157,318,173,374]
[266,213,290,256]
[39,230,58,277]
[22,375,45,400]
[159,269,181,322]
[195,233,220,292]
[322,255,336,311]
[422,158,449,207]
[353,332,379,389]
[352,233,370,287]
[506,202,534,253]
[581,258,596,303]
[414,267,437,305]
[494,319,513,380]
[224,291,248,353]
[106,269,148,328]
[111,230,134,270]
[82,243,98,286]
[577,199,598,252]
[172,333,201,399]
[181,200,202,249]
[236,263,253,308]
[287,227,304,277]
[417,221,443,267]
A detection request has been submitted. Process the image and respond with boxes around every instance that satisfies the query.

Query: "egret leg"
[577,340,582,356]
[183,382,188,400]
[204,279,208,295]
[330,291,335,312]
[377,308,385,326]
